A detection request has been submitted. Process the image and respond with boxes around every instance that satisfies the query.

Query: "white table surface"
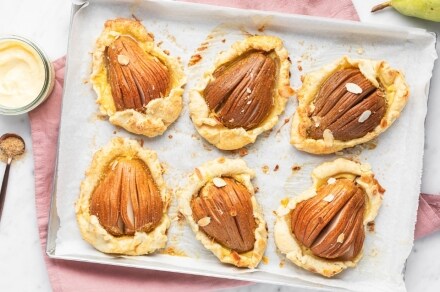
[0,0,439,291]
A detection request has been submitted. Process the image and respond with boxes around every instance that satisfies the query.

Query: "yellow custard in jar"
[0,36,54,115]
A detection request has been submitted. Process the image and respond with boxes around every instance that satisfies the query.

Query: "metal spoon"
[0,133,25,221]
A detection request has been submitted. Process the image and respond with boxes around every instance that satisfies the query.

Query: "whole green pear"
[372,0,440,22]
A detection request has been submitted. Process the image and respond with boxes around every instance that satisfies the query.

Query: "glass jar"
[0,35,55,115]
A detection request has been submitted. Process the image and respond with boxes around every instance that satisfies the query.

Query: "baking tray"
[46,0,438,291]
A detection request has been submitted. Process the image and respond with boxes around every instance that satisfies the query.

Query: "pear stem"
[371,1,392,13]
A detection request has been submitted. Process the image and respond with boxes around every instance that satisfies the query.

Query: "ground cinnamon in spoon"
[0,137,25,162]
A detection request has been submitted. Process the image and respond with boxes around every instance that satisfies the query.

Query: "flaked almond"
[312,116,321,128]
[327,177,336,185]
[346,82,363,94]
[323,194,335,202]
[323,129,334,146]
[213,177,227,187]
[197,217,211,227]
[337,233,345,243]
[117,54,130,65]
[358,110,372,123]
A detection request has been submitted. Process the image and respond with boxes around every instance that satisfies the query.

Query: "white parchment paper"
[51,0,437,291]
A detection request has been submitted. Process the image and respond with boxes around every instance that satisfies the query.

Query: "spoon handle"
[0,159,12,221]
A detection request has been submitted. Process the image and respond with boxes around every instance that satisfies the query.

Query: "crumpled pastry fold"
[178,157,267,268]
[76,137,171,255]
[189,35,293,150]
[274,158,384,277]
[291,56,409,154]
[91,18,186,137]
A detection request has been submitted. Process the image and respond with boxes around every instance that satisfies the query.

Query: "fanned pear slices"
[291,56,409,154]
[274,158,384,277]
[91,18,186,137]
[189,35,293,150]
[179,158,267,268]
[76,137,171,255]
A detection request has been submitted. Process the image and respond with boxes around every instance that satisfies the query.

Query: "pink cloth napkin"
[28,1,440,291]
[416,194,440,238]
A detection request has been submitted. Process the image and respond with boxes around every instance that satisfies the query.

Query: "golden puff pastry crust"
[291,56,409,154]
[274,158,384,277]
[91,18,186,137]
[76,137,171,255]
[178,157,267,268]
[189,35,293,150]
